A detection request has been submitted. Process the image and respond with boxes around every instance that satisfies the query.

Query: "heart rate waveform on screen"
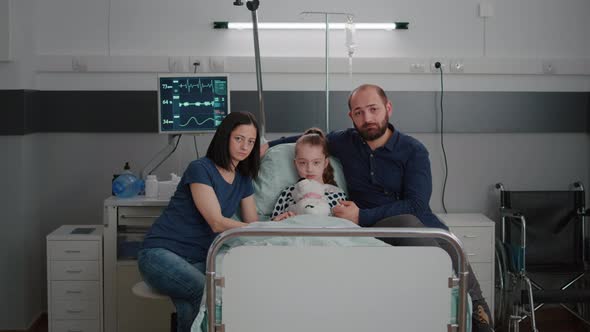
[159,75,230,133]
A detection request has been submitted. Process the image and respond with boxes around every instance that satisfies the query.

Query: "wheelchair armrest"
[498,211,527,254]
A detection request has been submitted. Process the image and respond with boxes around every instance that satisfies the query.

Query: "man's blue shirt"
[269,124,446,229]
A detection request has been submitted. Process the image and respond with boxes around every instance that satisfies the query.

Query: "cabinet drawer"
[49,241,99,261]
[449,226,493,263]
[118,206,165,227]
[52,281,100,300]
[52,299,99,320]
[470,262,492,282]
[51,261,99,281]
[52,320,100,332]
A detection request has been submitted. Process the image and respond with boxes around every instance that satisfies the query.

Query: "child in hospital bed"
[271,128,347,221]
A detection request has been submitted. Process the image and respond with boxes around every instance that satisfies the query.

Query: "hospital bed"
[191,143,472,332]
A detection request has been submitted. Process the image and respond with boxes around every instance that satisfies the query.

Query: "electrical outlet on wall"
[189,56,208,72]
[542,60,555,74]
[209,57,226,72]
[409,63,426,73]
[450,59,464,73]
[430,61,445,73]
[168,56,187,73]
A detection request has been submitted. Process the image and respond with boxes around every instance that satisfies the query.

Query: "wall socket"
[168,56,186,72]
[430,61,445,73]
[542,60,555,74]
[189,56,208,72]
[409,63,426,73]
[450,59,464,73]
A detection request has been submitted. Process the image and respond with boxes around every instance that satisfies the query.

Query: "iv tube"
[345,16,356,77]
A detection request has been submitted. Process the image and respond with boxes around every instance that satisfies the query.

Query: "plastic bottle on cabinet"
[145,175,158,198]
[157,173,181,200]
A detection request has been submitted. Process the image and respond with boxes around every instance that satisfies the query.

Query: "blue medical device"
[157,73,230,133]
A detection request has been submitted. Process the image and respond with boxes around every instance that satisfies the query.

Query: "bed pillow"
[253,143,347,220]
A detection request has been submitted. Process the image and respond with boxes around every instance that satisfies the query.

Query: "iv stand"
[300,11,353,133]
[235,0,266,138]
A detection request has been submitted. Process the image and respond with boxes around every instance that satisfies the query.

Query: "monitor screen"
[158,73,230,133]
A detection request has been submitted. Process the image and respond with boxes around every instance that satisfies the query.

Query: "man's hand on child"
[332,200,359,224]
[272,211,295,221]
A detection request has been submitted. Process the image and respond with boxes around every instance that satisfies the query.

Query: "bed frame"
[204,227,469,332]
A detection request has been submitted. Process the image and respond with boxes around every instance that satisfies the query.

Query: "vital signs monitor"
[158,73,230,133]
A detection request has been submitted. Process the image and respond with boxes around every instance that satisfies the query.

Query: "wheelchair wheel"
[494,239,510,329]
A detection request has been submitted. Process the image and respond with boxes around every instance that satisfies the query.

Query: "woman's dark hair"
[206,112,261,179]
[295,128,337,186]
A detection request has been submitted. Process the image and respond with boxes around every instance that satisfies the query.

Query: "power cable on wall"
[435,62,449,214]
[193,135,200,159]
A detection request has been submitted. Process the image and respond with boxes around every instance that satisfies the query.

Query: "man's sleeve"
[268,135,300,148]
[358,147,433,227]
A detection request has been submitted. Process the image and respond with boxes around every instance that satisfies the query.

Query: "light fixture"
[213,22,409,30]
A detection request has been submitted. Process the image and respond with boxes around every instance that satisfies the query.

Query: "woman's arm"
[190,183,246,233]
[240,195,258,223]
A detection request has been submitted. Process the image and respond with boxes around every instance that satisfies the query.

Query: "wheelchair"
[494,182,590,331]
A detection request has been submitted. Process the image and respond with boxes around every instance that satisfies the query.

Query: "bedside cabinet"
[103,197,173,332]
[47,225,103,332]
[437,213,495,317]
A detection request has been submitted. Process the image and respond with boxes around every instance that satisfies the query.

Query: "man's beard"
[355,117,389,141]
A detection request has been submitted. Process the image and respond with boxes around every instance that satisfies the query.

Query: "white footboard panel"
[221,246,452,332]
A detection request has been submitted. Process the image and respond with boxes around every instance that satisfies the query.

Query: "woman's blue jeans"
[137,248,206,332]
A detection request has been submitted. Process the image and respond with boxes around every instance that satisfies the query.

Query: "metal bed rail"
[205,227,469,332]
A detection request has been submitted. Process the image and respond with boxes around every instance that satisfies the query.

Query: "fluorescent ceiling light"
[213,22,408,30]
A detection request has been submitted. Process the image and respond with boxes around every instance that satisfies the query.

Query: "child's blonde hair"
[295,128,337,186]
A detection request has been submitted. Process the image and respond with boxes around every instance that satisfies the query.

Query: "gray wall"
[0,135,42,329]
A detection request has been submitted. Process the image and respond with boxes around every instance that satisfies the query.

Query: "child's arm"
[271,185,296,220]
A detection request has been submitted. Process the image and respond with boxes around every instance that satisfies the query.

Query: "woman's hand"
[272,211,295,221]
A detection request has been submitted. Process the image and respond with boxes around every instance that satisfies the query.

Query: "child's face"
[294,144,329,184]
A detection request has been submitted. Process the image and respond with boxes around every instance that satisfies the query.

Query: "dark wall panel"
[1,90,589,135]
[37,91,158,133]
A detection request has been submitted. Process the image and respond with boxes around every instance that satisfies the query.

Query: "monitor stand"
[140,134,181,179]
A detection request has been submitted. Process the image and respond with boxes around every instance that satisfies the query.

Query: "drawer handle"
[65,250,81,253]
[66,309,83,313]
[462,235,479,239]
[120,214,160,219]
[66,290,82,294]
[467,253,477,256]
[66,269,83,273]
[68,330,83,332]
